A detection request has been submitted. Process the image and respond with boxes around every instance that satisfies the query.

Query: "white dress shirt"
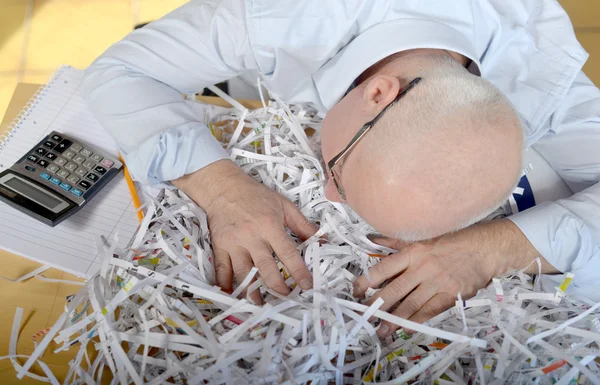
[83,0,600,300]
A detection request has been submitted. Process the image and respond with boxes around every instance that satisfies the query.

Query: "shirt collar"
[313,18,481,110]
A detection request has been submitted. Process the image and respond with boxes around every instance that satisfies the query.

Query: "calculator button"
[93,166,107,175]
[40,172,51,180]
[65,162,78,171]
[50,134,63,142]
[35,148,47,156]
[55,157,68,166]
[70,188,83,197]
[75,167,87,177]
[78,180,92,190]
[43,141,55,149]
[80,149,93,157]
[54,139,72,154]
[67,175,80,184]
[36,159,49,168]
[71,143,83,152]
[25,165,36,173]
[83,160,96,169]
[45,152,57,161]
[50,177,61,185]
[27,154,39,163]
[90,154,103,162]
[57,169,70,178]
[47,165,60,173]
[59,182,72,191]
[86,173,99,182]
[100,159,114,168]
[63,150,76,159]
[73,155,86,164]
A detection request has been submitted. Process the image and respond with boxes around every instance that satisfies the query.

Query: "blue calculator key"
[70,188,83,197]
[25,165,36,173]
[59,183,72,191]
[50,177,61,185]
[40,172,51,180]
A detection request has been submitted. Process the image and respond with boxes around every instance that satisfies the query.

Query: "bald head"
[322,53,523,240]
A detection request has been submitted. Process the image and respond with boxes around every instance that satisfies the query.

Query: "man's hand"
[353,219,556,338]
[172,160,317,301]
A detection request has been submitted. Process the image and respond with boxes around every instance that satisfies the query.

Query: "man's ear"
[362,75,401,113]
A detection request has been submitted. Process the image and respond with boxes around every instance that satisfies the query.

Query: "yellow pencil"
[119,154,144,222]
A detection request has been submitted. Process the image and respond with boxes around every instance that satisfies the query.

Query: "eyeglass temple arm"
[327,77,423,170]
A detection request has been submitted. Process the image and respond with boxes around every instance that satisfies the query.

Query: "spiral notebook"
[0,66,139,278]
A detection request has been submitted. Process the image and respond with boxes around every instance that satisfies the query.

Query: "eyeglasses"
[327,77,422,200]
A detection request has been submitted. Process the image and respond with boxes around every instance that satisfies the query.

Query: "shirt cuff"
[123,122,229,186]
[508,201,594,273]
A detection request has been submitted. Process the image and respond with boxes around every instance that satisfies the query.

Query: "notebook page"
[0,66,139,278]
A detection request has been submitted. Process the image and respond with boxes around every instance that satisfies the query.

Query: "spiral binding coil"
[0,67,68,153]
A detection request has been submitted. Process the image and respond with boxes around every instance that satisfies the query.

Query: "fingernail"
[377,324,390,338]
[353,284,363,297]
[300,278,313,290]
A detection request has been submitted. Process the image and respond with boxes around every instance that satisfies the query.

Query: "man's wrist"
[171,159,243,210]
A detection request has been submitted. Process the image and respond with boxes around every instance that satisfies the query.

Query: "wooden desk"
[0,85,262,383]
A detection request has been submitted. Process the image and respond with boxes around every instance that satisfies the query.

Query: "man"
[83,0,600,338]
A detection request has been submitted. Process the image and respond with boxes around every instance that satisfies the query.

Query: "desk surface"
[0,84,263,383]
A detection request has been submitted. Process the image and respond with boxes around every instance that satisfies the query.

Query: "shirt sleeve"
[82,0,258,185]
[509,71,600,299]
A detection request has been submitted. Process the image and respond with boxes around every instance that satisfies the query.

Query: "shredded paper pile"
[9,86,600,384]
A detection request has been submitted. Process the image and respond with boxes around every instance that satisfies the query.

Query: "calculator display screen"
[4,176,63,209]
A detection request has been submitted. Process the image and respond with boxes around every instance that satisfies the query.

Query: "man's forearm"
[171,159,244,210]
[488,219,561,276]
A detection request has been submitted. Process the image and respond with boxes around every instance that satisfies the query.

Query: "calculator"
[0,131,123,227]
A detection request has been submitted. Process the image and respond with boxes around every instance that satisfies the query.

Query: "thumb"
[283,200,318,240]
[367,234,412,251]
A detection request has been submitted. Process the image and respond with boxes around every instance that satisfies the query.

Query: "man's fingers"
[248,241,291,296]
[214,248,233,293]
[366,269,421,313]
[230,249,263,304]
[377,284,437,338]
[245,276,263,305]
[353,253,410,298]
[368,235,412,251]
[283,200,318,240]
[270,230,313,291]
[408,293,455,325]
